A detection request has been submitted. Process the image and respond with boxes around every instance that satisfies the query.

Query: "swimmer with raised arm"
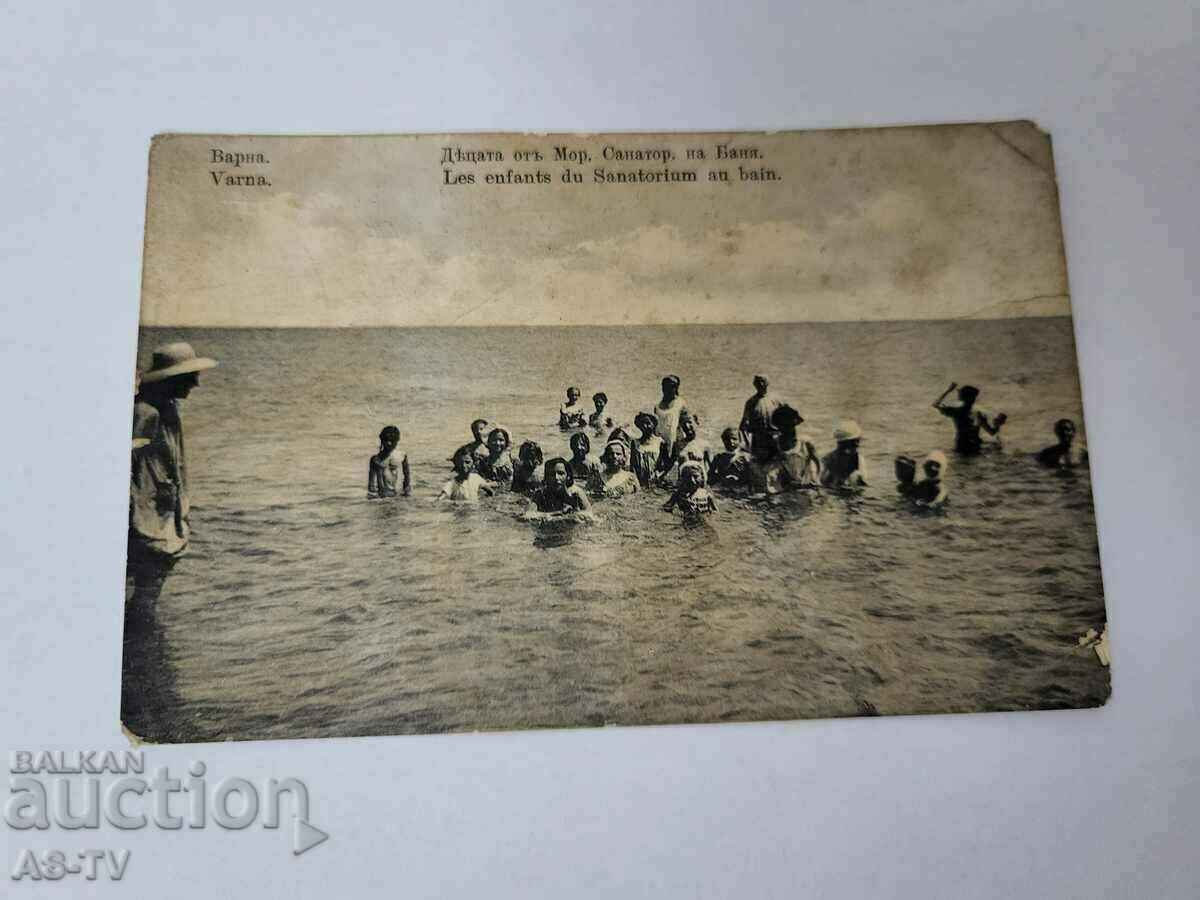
[932,382,1007,454]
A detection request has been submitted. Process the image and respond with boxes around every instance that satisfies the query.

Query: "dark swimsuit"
[531,486,583,513]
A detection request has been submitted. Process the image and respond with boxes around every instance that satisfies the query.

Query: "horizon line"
[139,314,1074,330]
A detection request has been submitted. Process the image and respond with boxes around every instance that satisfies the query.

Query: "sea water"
[125,320,1108,741]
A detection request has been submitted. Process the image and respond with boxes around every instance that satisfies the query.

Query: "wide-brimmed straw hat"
[833,420,863,442]
[140,342,217,383]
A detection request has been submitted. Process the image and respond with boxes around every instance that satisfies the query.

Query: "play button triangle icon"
[293,818,329,856]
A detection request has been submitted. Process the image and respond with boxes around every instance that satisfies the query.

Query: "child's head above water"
[470,418,489,441]
[678,411,698,440]
[957,385,980,405]
[894,455,917,485]
[752,374,769,395]
[592,392,607,411]
[566,386,580,404]
[452,447,476,477]
[679,460,706,491]
[569,432,591,458]
[378,425,400,450]
[543,457,571,488]
[518,440,544,467]
[1054,418,1076,443]
[661,375,681,399]
[601,440,628,470]
[634,411,658,437]
[487,427,511,454]
[721,427,739,451]
[922,450,948,481]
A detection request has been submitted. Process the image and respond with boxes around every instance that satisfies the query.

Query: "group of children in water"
[366,375,1089,519]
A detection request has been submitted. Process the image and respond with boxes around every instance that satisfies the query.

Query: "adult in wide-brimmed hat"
[138,342,218,385]
[127,341,218,613]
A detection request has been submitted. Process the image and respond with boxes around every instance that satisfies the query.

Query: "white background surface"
[1,1,1197,896]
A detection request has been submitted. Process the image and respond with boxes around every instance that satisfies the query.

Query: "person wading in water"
[739,374,781,451]
[128,342,217,613]
[653,375,691,460]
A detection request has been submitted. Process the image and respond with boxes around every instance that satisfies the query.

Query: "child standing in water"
[1036,418,1088,468]
[739,374,781,451]
[589,392,613,430]
[663,410,712,484]
[524,458,593,518]
[709,427,749,487]
[932,382,1007,454]
[435,447,495,503]
[591,440,640,498]
[568,432,601,484]
[512,441,545,493]
[910,451,949,507]
[559,387,587,429]
[662,460,718,515]
[821,420,867,488]
[631,412,666,487]
[367,425,411,498]
[653,375,690,459]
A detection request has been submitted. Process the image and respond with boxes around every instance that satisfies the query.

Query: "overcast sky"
[141,123,1070,327]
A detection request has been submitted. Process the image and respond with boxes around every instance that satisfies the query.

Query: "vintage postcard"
[124,124,1109,742]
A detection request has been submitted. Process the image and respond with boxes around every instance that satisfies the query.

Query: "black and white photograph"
[124,125,1109,742]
